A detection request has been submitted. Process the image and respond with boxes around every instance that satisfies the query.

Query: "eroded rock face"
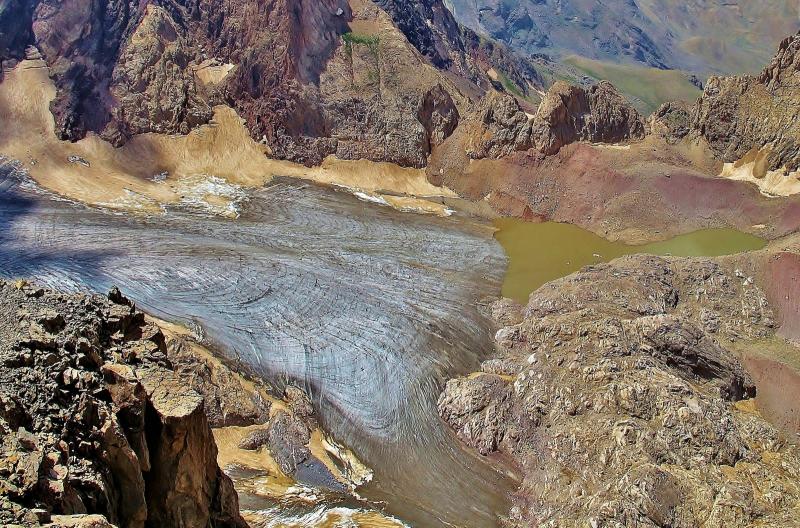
[31,0,140,142]
[531,80,646,155]
[458,80,645,160]
[373,0,467,72]
[439,255,800,527]
[0,282,246,528]
[105,5,212,143]
[693,31,800,172]
[0,0,35,69]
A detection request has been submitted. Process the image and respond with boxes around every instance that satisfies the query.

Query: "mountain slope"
[444,0,800,112]
[444,0,799,76]
[0,0,546,168]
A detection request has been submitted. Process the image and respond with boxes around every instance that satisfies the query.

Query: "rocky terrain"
[437,30,800,169]
[0,0,542,168]
[0,281,245,527]
[161,327,367,497]
[1,2,800,527]
[439,254,800,527]
[449,79,645,160]
[692,32,800,173]
[427,30,800,242]
[2,0,798,219]
[160,326,274,429]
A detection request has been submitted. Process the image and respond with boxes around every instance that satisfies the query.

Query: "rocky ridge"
[692,31,800,173]
[4,0,796,180]
[0,281,245,527]
[442,79,646,161]
[443,30,800,170]
[439,255,800,527]
[0,0,543,168]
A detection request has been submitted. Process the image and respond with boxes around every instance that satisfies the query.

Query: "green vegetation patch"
[498,71,524,98]
[497,70,541,105]
[563,55,702,115]
[342,32,380,48]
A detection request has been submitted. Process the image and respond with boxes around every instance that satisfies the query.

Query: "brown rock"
[0,283,246,527]
[138,367,244,528]
[164,335,272,428]
[649,100,692,143]
[98,412,147,527]
[627,314,756,400]
[437,374,513,455]
[469,91,533,159]
[531,80,645,155]
[101,363,149,471]
[105,5,212,143]
[693,31,800,172]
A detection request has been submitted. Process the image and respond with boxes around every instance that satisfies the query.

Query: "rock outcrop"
[530,80,646,155]
[439,255,800,527]
[372,0,470,73]
[444,79,645,161]
[0,0,545,169]
[233,385,349,493]
[0,281,246,528]
[648,100,692,144]
[693,31,800,173]
[163,332,273,428]
[467,90,534,159]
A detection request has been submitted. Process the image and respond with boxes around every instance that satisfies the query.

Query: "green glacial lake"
[494,219,767,303]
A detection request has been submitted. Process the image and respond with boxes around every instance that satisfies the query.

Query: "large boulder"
[531,80,646,155]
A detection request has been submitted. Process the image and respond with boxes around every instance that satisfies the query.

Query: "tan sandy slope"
[0,59,455,217]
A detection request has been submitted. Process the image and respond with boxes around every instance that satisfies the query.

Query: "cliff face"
[0,0,545,168]
[24,0,351,153]
[693,31,800,173]
[0,0,559,170]
[0,281,245,528]
[439,255,800,527]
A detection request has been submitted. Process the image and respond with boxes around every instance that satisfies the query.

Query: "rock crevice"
[0,282,246,528]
